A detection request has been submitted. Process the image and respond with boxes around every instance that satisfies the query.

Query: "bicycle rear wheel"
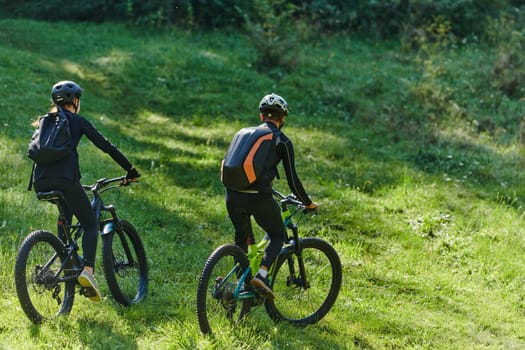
[101,220,148,306]
[14,230,76,324]
[196,244,251,334]
[265,237,342,326]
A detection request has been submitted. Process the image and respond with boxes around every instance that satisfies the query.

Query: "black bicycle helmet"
[259,93,288,116]
[51,80,83,105]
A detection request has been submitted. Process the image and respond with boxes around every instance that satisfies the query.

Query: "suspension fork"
[289,224,310,290]
[279,202,309,289]
[101,205,135,266]
[275,224,310,290]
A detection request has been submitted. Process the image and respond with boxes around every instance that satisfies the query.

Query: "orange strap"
[243,133,273,184]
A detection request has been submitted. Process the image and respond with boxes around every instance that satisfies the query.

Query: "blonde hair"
[31,104,59,127]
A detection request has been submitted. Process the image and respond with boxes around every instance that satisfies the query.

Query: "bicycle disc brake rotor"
[287,275,309,289]
[114,259,129,276]
[114,255,136,277]
[32,265,62,304]
[32,265,57,292]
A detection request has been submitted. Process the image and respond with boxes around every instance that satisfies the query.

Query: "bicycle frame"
[216,190,311,302]
[198,188,342,334]
[16,175,148,324]
[37,176,131,281]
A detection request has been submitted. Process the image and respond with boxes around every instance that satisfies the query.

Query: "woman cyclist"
[30,80,140,302]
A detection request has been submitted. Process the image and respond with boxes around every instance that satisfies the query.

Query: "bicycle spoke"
[102,221,148,306]
[266,238,341,325]
[196,244,251,334]
[15,231,75,323]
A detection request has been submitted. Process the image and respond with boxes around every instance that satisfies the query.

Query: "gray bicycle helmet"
[51,80,83,105]
[259,93,288,115]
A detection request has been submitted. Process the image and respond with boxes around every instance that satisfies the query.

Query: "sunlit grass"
[1,18,525,349]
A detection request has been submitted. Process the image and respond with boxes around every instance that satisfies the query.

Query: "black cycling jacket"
[32,110,133,184]
[248,121,312,206]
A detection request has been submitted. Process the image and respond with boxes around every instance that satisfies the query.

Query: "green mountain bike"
[196,190,342,334]
[15,176,148,324]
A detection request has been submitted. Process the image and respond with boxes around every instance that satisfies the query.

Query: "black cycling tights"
[34,178,98,269]
[226,190,286,268]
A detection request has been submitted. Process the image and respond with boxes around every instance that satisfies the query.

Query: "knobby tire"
[14,230,75,324]
[101,220,148,306]
[265,237,342,326]
[196,244,251,334]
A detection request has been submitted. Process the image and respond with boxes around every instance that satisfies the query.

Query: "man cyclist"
[224,93,318,299]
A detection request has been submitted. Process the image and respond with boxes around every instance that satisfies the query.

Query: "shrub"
[486,9,525,99]
[241,0,300,74]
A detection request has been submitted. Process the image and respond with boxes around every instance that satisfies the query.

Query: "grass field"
[1,19,525,349]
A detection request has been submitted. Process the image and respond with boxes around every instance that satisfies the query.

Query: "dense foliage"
[1,0,524,38]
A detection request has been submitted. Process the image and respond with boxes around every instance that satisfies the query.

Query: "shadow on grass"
[77,318,138,350]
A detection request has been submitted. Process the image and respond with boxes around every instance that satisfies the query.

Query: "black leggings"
[34,178,98,269]
[226,190,286,268]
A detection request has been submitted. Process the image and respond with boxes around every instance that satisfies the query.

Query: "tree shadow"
[76,318,138,350]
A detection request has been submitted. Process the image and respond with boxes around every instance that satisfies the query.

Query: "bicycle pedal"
[80,286,97,298]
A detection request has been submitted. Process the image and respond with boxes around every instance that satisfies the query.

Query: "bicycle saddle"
[37,190,64,202]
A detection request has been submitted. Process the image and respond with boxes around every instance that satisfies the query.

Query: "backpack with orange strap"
[221,123,276,191]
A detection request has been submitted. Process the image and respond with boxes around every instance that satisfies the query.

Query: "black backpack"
[27,108,72,165]
[221,124,275,190]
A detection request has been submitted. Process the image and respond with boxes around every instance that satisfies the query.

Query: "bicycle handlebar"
[272,190,314,212]
[82,175,130,192]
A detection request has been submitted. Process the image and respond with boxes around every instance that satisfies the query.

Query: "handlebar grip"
[303,206,318,214]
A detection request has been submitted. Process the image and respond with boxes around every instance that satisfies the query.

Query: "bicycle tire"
[14,230,76,324]
[101,220,148,306]
[196,244,251,335]
[265,237,342,326]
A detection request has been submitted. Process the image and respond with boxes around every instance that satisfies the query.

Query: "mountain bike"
[196,190,342,334]
[15,175,148,324]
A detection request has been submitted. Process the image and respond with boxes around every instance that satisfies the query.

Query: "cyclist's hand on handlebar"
[305,202,319,212]
[122,167,140,185]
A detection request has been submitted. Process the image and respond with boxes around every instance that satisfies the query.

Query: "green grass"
[1,19,525,349]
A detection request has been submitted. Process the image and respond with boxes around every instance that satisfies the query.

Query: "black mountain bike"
[15,176,148,324]
[196,190,342,334]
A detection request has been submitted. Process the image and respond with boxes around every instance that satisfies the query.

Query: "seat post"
[37,190,70,243]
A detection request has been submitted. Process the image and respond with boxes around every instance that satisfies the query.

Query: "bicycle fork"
[101,205,136,269]
[281,224,310,290]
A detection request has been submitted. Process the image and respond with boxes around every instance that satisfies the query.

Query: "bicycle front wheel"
[196,244,251,335]
[14,230,76,324]
[102,220,148,306]
[265,237,342,326]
